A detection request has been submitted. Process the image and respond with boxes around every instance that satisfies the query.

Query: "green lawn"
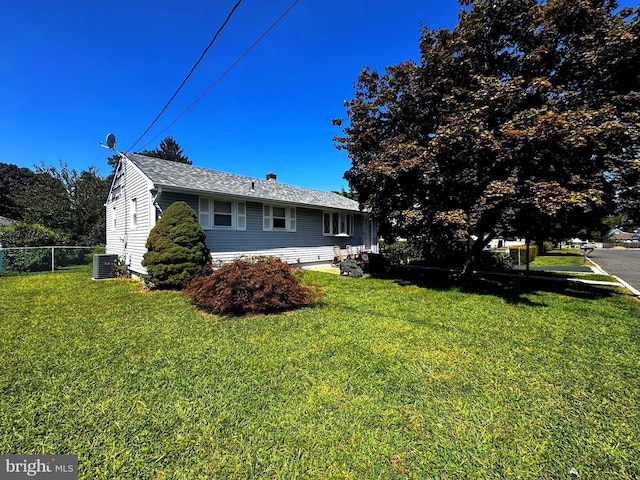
[1,267,639,479]
[530,249,588,267]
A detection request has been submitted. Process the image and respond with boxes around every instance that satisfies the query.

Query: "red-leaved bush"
[184,256,323,316]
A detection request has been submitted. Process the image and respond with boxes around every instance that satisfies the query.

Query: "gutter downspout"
[152,186,163,217]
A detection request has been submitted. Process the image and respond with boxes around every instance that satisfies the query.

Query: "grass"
[529,249,589,268]
[1,266,640,478]
[526,249,618,282]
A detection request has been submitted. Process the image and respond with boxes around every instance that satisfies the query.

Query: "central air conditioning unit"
[93,254,119,280]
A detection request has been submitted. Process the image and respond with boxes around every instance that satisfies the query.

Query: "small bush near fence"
[185,257,324,316]
[0,247,93,274]
[476,250,515,270]
[509,245,538,265]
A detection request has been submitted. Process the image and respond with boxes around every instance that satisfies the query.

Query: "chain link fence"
[0,246,94,274]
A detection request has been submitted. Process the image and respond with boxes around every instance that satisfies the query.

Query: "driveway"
[587,248,640,296]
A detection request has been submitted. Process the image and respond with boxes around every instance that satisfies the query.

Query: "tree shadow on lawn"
[371,268,618,307]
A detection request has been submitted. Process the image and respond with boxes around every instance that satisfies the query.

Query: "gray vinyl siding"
[203,202,366,253]
[128,191,371,269]
[157,194,370,264]
[157,192,198,214]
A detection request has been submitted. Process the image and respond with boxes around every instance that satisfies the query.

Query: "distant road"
[588,248,640,295]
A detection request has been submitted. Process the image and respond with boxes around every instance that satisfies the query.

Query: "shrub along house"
[105,154,377,275]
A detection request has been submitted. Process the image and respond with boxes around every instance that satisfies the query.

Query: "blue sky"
[1,0,463,191]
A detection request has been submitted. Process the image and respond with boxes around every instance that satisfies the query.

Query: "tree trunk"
[525,237,530,277]
[460,232,496,277]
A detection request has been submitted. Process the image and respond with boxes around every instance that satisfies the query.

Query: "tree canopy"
[337,0,639,270]
[137,136,191,165]
[0,162,111,246]
[0,163,35,221]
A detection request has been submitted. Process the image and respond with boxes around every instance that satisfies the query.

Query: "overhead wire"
[126,0,244,153]
[137,0,301,152]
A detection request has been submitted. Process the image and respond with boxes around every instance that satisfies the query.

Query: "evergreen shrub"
[142,201,209,289]
[185,256,324,316]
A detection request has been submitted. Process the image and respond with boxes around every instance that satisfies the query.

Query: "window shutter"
[263,204,272,231]
[288,207,296,232]
[199,197,211,230]
[237,201,246,231]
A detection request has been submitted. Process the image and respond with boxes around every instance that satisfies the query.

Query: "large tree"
[0,163,35,220]
[337,0,639,272]
[16,163,111,245]
[137,136,191,165]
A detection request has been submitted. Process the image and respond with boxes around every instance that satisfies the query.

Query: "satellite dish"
[106,133,116,149]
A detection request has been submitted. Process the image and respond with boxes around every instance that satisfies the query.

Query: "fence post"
[51,246,55,272]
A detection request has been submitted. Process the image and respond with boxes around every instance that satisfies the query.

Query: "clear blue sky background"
[1,0,462,191]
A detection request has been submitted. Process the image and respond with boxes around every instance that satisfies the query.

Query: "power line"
[126,0,243,153]
[138,0,300,152]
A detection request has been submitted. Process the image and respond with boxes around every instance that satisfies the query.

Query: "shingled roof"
[126,154,361,212]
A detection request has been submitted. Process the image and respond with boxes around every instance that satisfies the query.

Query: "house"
[612,232,634,243]
[0,216,17,227]
[607,227,625,237]
[105,154,377,275]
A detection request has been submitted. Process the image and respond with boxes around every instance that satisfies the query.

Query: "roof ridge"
[128,153,347,195]
[126,153,362,212]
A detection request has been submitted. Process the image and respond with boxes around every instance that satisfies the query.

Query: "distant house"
[0,216,16,227]
[569,238,586,248]
[607,227,625,237]
[105,154,377,275]
[612,233,634,243]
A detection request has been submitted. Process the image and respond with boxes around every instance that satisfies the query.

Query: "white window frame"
[131,198,138,228]
[323,211,354,237]
[212,199,233,228]
[263,205,296,232]
[198,197,245,231]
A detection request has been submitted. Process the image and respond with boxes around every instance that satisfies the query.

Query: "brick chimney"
[266,172,277,182]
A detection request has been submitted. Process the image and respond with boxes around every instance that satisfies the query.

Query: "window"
[323,211,354,236]
[131,198,138,228]
[272,207,287,229]
[213,200,232,227]
[112,205,117,231]
[199,197,245,230]
[263,205,296,231]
